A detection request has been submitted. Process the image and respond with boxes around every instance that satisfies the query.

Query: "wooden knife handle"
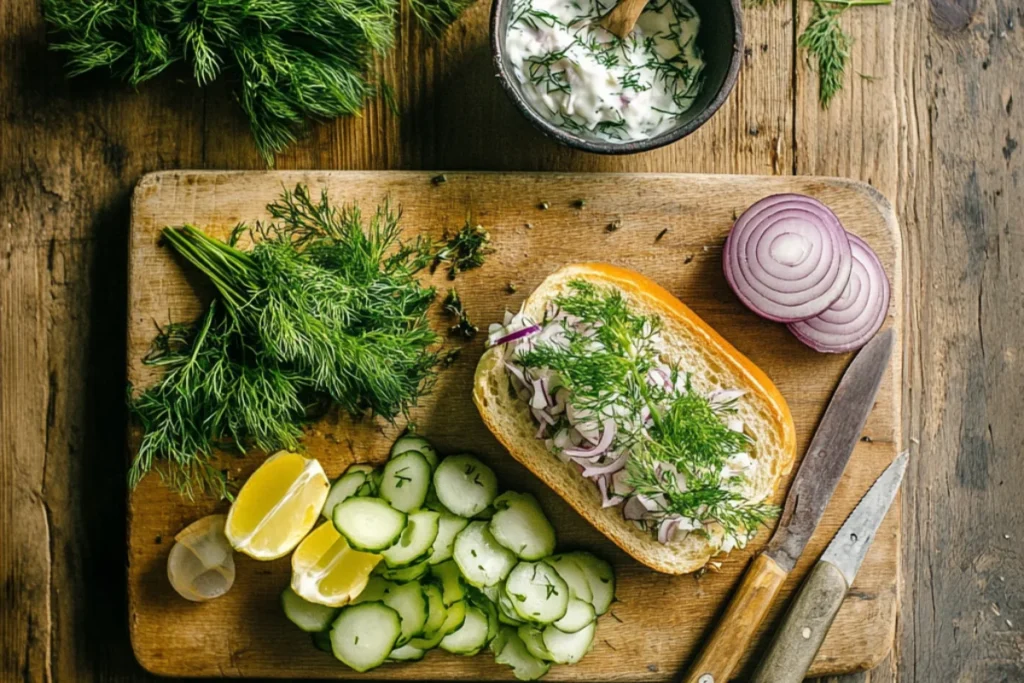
[682,553,789,683]
[750,561,850,683]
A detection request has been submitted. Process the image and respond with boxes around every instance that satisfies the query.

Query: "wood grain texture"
[125,170,902,679]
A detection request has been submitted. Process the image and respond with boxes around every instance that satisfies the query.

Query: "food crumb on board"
[155,535,162,544]
[574,199,587,209]
[507,283,518,294]
[431,173,447,185]
[607,220,621,232]
[538,202,550,210]
[656,228,668,242]
[525,223,534,229]
[684,254,694,264]
[647,663,659,672]
[861,435,873,442]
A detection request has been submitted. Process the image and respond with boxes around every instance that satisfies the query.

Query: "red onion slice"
[579,451,628,478]
[597,475,625,508]
[623,496,649,520]
[563,419,616,458]
[787,234,890,353]
[724,194,853,323]
[657,516,682,544]
[490,323,541,347]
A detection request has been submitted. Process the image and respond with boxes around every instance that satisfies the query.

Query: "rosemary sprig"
[798,0,892,107]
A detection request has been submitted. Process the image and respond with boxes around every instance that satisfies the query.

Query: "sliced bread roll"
[473,263,796,574]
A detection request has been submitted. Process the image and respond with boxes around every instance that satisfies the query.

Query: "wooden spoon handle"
[681,553,789,683]
[599,0,649,38]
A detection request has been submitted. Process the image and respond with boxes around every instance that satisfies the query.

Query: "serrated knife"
[750,449,909,683]
[682,328,894,683]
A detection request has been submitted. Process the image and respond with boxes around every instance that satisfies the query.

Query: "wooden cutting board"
[127,170,902,680]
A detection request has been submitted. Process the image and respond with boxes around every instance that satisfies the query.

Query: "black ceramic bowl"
[490,0,743,154]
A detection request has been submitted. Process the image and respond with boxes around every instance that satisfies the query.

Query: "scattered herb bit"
[604,640,617,651]
[525,223,534,229]
[432,173,448,185]
[434,222,493,279]
[43,0,475,164]
[610,611,623,623]
[683,254,694,264]
[507,282,519,294]
[155,535,162,544]
[656,228,669,241]
[606,220,621,232]
[573,199,587,209]
[442,349,461,367]
[129,185,441,499]
[354,636,359,645]
[798,0,892,107]
[538,202,550,210]
[443,288,478,339]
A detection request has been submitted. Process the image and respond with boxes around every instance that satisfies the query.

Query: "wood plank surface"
[126,170,902,679]
[2,0,1022,678]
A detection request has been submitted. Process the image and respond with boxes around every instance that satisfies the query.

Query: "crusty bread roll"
[473,263,796,574]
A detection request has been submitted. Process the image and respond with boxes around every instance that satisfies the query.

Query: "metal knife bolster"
[764,329,894,572]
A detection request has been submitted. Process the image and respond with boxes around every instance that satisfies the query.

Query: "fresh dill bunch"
[42,0,473,163]
[433,222,493,279]
[129,302,308,500]
[798,0,891,107]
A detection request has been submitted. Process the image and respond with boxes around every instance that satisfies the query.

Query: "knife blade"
[751,450,909,683]
[682,328,894,683]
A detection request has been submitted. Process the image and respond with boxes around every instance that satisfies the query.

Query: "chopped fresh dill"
[434,222,493,279]
[444,288,478,338]
[515,280,777,541]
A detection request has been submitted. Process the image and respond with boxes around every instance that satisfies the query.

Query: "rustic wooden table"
[1,0,1021,681]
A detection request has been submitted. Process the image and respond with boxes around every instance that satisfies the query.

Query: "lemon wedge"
[225,451,330,560]
[291,521,381,607]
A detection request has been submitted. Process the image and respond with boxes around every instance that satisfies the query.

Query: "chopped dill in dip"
[505,0,704,142]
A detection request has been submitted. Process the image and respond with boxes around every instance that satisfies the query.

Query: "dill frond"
[433,222,493,279]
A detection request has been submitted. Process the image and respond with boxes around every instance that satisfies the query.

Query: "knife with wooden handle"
[751,450,909,683]
[682,328,894,683]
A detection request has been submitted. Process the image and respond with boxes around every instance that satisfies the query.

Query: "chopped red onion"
[580,451,628,478]
[563,419,616,458]
[597,475,624,508]
[658,516,682,544]
[611,469,634,496]
[490,323,541,347]
[623,496,649,520]
[535,421,547,439]
[724,194,853,323]
[532,407,556,426]
[504,362,527,389]
[530,379,547,409]
[786,233,891,353]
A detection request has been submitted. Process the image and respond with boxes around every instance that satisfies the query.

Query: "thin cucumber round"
[347,464,375,475]
[498,590,526,626]
[504,561,569,624]
[351,576,391,604]
[378,560,430,582]
[453,521,517,588]
[281,587,339,632]
[382,580,428,646]
[322,471,367,519]
[421,583,447,637]
[333,497,406,551]
[542,555,593,604]
[552,598,596,633]
[382,509,440,567]
[426,512,468,565]
[439,604,490,655]
[438,599,468,636]
[390,434,439,469]
[495,628,552,681]
[433,454,498,517]
[387,643,426,661]
[488,491,556,561]
[430,559,467,605]
[312,629,333,653]
[516,625,555,662]
[330,601,402,672]
[379,451,432,513]
[541,620,595,664]
[565,551,616,615]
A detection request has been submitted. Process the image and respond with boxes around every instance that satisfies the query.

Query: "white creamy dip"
[504,0,704,142]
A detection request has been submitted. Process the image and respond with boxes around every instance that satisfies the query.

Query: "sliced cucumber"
[433,454,498,517]
[566,551,616,615]
[347,463,375,475]
[312,629,333,653]
[382,509,440,567]
[351,576,391,604]
[552,598,596,633]
[504,561,569,624]
[453,521,517,588]
[407,628,446,650]
[391,434,439,469]
[542,554,593,604]
[430,560,467,605]
[330,601,401,672]
[388,643,426,661]
[421,584,447,637]
[382,581,428,646]
[481,583,502,604]
[427,512,469,565]
[516,625,554,662]
[489,491,556,560]
[322,471,367,519]
[378,560,430,582]
[495,628,552,681]
[439,604,490,655]
[333,497,406,551]
[379,451,432,513]
[468,588,499,645]
[357,469,383,497]
[498,590,526,626]
[281,586,340,632]
[437,599,468,637]
[541,621,595,664]
[422,486,452,514]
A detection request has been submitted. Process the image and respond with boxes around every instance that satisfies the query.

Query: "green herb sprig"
[129,184,441,499]
[434,222,493,279]
[42,0,473,163]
